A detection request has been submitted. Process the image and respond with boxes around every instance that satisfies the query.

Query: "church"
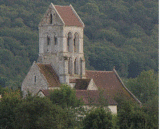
[21,3,141,114]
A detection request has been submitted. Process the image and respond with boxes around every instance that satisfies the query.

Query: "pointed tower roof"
[54,4,84,27]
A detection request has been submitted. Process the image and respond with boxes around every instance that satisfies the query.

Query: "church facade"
[21,3,141,114]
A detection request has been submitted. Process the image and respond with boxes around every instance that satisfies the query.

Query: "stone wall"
[21,62,49,97]
[38,20,85,84]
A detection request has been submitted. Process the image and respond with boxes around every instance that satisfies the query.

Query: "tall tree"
[127,69,158,103]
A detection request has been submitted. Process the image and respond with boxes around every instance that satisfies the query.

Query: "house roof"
[75,79,91,90]
[37,63,61,87]
[76,90,117,105]
[54,5,84,27]
[38,89,118,105]
[85,70,139,103]
[39,89,50,96]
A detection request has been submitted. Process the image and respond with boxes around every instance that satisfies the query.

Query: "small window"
[74,58,77,74]
[54,36,57,45]
[50,14,52,24]
[34,76,36,83]
[47,36,50,45]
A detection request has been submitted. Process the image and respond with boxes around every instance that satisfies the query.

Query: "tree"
[0,0,158,89]
[83,107,112,129]
[0,90,21,129]
[49,84,82,108]
[117,98,148,129]
[142,95,158,129]
[14,95,72,129]
[127,69,158,103]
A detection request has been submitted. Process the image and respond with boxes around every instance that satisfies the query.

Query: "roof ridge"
[52,4,65,25]
[86,70,113,72]
[69,4,85,27]
[54,4,83,27]
[54,5,70,7]
[113,69,142,106]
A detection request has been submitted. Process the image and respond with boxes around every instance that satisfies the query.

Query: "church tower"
[37,3,86,84]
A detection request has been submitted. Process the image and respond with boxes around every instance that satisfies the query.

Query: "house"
[21,3,141,114]
[37,89,118,114]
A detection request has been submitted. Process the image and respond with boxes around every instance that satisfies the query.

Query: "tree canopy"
[0,0,158,88]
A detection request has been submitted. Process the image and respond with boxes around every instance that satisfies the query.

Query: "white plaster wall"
[37,91,45,97]
[87,79,98,90]
[108,105,117,114]
[83,105,117,114]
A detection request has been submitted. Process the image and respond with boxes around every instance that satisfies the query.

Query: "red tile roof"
[36,64,141,105]
[55,5,83,27]
[76,90,117,105]
[39,89,50,96]
[85,70,136,101]
[37,64,61,87]
[38,89,117,105]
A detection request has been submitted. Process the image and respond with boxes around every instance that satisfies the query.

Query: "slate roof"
[55,5,83,27]
[37,63,61,87]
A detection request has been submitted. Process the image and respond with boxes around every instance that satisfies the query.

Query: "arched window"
[74,33,79,52]
[50,14,52,24]
[47,36,50,45]
[67,32,72,52]
[74,58,77,74]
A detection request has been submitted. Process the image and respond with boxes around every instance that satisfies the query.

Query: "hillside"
[0,0,158,88]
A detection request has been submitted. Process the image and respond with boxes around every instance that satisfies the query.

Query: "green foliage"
[0,90,21,129]
[127,69,158,103]
[49,85,87,128]
[0,0,158,88]
[142,95,158,129]
[14,95,71,129]
[83,107,112,129]
[49,84,82,108]
[0,90,79,129]
[117,99,148,129]
[98,88,109,107]
[0,88,158,129]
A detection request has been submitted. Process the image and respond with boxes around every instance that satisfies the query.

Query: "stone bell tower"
[37,3,86,84]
